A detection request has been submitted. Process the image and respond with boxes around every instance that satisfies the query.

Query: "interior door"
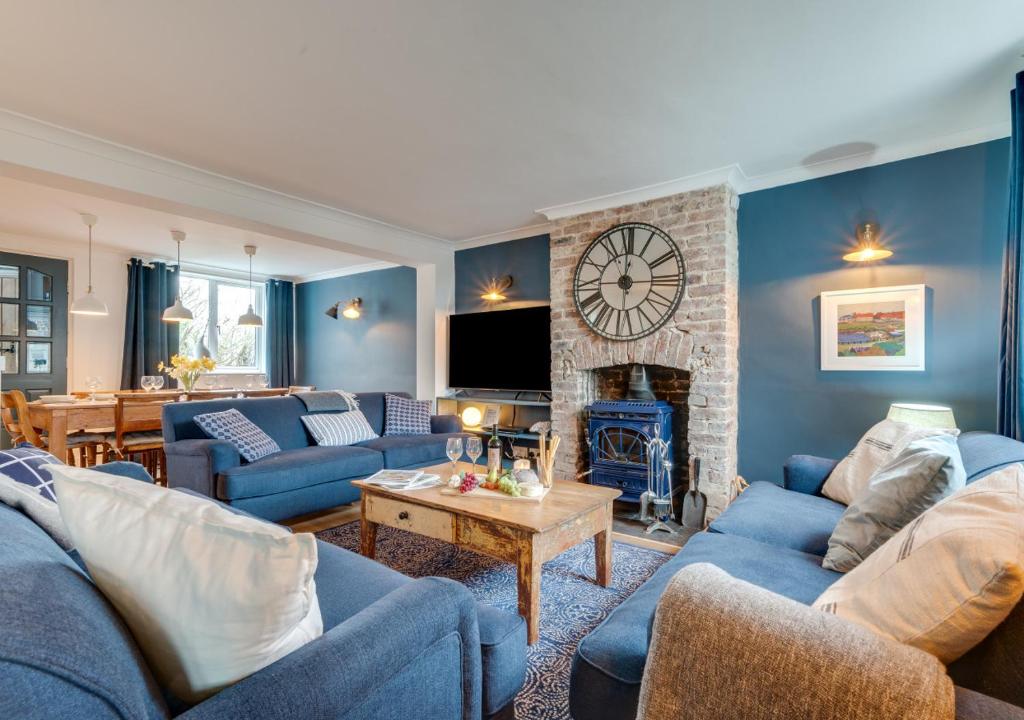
[0,251,69,407]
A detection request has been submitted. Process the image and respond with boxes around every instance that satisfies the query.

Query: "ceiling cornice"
[454,222,554,250]
[296,261,397,284]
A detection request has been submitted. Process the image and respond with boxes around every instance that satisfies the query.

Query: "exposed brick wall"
[549,184,739,519]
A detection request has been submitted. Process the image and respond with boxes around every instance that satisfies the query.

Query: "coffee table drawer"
[364,495,455,542]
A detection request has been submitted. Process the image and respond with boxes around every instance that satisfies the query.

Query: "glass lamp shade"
[162,296,194,323]
[238,304,263,327]
[886,403,957,430]
[70,290,109,316]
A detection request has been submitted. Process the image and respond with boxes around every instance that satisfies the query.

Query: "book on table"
[362,469,441,490]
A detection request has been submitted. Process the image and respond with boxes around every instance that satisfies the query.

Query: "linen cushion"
[383,394,431,436]
[301,410,378,446]
[0,445,73,549]
[194,408,280,462]
[50,463,323,703]
[821,419,958,505]
[814,464,1024,663]
[823,434,966,572]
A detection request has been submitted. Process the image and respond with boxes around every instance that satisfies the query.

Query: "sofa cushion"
[959,431,1024,484]
[194,408,281,462]
[358,433,467,469]
[355,392,405,437]
[0,445,73,549]
[301,411,378,447]
[384,394,432,436]
[570,532,841,720]
[314,540,526,715]
[217,445,383,500]
[0,503,168,719]
[708,481,845,556]
[164,396,312,450]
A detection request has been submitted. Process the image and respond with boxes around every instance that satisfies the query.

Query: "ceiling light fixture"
[70,213,109,316]
[162,230,194,323]
[481,275,513,302]
[843,222,893,263]
[237,245,263,327]
[342,298,363,319]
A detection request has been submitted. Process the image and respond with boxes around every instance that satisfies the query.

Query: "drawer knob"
[398,511,409,520]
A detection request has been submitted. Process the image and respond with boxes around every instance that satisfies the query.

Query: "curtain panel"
[266,279,295,388]
[120,259,179,390]
[999,70,1024,440]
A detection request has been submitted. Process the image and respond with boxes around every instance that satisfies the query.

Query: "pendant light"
[237,245,263,327]
[162,230,194,323]
[70,213,109,316]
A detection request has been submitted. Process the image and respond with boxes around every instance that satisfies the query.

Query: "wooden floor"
[287,499,686,555]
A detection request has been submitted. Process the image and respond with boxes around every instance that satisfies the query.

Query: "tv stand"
[436,391,552,469]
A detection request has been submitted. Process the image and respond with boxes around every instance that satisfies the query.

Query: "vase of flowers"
[157,354,217,392]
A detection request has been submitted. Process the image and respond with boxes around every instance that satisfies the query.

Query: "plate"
[38,395,76,404]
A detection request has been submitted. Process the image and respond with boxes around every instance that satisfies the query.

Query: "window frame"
[180,271,266,373]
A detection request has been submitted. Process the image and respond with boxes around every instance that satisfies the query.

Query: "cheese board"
[440,484,550,503]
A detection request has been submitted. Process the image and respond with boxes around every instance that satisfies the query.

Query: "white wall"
[1,230,128,391]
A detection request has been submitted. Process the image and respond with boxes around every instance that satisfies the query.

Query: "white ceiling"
[0,1,1021,242]
[0,175,380,280]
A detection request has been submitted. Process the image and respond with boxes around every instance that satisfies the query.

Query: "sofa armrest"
[163,439,241,498]
[182,577,482,720]
[783,454,839,495]
[955,688,1024,720]
[638,563,954,720]
[431,414,462,435]
[93,460,155,484]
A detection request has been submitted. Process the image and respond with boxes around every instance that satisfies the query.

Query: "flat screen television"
[448,306,551,392]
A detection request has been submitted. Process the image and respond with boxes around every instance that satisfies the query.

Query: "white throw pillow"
[49,463,323,703]
[814,464,1024,663]
[821,419,959,505]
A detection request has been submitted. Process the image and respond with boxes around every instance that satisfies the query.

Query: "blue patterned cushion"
[384,394,432,436]
[194,408,281,462]
[302,411,378,446]
[0,445,73,549]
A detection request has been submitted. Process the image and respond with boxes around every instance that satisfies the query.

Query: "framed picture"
[820,284,925,371]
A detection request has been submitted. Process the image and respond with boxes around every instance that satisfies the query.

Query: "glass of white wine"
[446,437,464,477]
[465,436,482,474]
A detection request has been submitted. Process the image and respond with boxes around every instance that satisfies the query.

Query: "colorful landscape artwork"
[836,300,906,357]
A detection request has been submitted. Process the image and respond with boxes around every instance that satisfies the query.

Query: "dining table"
[27,388,291,460]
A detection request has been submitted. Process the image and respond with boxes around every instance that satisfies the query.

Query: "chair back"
[240,388,289,398]
[288,385,315,393]
[183,390,240,402]
[1,390,43,447]
[115,395,172,448]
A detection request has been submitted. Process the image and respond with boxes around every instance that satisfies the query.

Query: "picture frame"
[820,284,925,371]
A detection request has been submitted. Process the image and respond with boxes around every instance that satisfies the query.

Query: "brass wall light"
[843,222,893,262]
[325,298,363,319]
[480,275,513,302]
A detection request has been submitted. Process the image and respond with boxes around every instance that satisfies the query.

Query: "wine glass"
[465,436,482,475]
[446,437,464,477]
[256,373,270,389]
[151,375,165,391]
[140,375,155,392]
[85,376,101,401]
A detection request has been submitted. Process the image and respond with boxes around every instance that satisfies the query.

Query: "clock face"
[572,222,686,341]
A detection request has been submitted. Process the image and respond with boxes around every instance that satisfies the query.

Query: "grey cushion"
[823,434,965,572]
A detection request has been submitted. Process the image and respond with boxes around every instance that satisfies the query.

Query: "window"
[179,273,265,371]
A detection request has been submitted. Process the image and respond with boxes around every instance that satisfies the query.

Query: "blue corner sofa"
[163,391,465,521]
[569,431,1024,720]
[1,461,527,720]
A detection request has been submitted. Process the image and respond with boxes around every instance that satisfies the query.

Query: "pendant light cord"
[87,224,93,292]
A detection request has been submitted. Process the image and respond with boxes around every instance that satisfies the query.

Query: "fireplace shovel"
[681,457,706,530]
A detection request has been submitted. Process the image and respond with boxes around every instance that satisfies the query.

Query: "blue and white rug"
[316,522,670,720]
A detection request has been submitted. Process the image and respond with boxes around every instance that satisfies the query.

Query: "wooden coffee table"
[353,462,621,644]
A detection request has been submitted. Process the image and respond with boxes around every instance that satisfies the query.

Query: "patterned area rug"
[316,522,670,720]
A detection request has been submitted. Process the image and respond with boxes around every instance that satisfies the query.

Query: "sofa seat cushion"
[570,532,841,720]
[708,481,846,556]
[217,446,383,500]
[314,540,526,715]
[357,433,466,469]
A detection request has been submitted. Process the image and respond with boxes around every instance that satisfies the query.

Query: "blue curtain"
[999,71,1024,439]
[266,279,295,388]
[120,259,179,390]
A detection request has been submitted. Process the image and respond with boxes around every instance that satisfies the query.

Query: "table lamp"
[886,403,957,430]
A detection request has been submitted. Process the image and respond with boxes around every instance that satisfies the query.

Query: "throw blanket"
[295,390,359,413]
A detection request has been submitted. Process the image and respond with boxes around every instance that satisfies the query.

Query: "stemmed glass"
[85,376,101,401]
[256,373,270,389]
[446,437,464,477]
[151,375,165,392]
[465,436,482,475]
[140,375,156,392]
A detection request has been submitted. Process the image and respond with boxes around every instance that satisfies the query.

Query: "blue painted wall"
[295,266,417,395]
[454,234,550,313]
[738,139,1010,484]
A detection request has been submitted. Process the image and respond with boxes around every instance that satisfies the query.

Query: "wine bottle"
[487,424,502,478]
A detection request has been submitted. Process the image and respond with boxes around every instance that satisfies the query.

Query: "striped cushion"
[301,411,378,447]
[814,464,1024,663]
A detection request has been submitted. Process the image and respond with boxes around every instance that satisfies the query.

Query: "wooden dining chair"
[239,388,290,398]
[182,390,241,402]
[112,395,174,483]
[1,390,106,466]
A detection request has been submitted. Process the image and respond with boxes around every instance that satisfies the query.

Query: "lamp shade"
[162,296,194,323]
[461,406,483,427]
[886,403,957,429]
[238,304,263,327]
[70,290,109,316]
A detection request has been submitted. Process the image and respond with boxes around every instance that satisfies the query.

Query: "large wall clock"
[572,222,686,341]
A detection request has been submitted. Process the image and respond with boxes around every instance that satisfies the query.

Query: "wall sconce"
[325,298,362,319]
[481,275,513,302]
[843,222,893,262]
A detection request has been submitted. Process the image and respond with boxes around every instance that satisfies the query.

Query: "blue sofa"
[569,431,1024,720]
[163,392,466,521]
[0,461,527,719]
